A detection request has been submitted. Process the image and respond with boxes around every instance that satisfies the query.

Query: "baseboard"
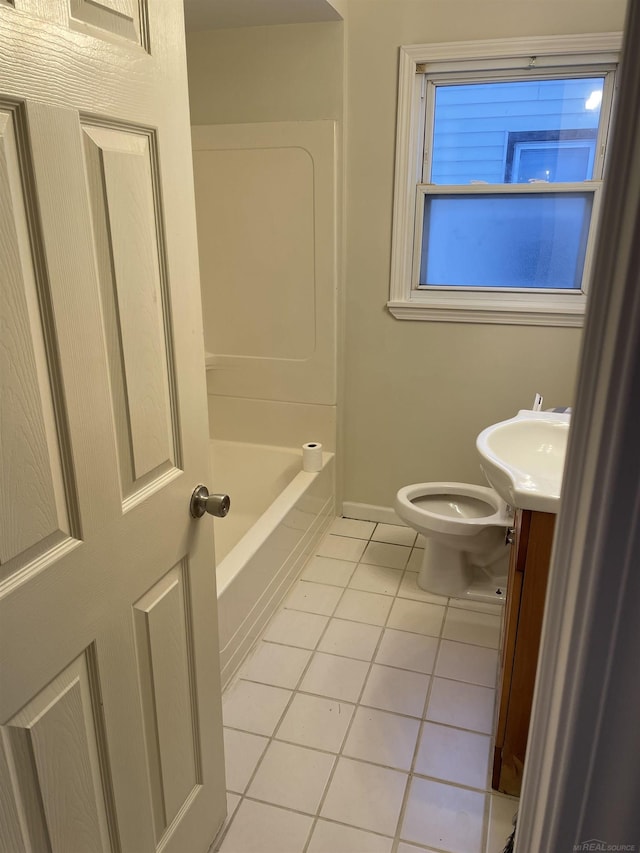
[341,501,403,526]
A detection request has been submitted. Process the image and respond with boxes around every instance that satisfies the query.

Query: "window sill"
[387,292,586,326]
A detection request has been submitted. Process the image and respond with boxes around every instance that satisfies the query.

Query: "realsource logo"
[574,842,637,852]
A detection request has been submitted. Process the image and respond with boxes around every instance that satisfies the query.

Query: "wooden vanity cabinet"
[492,508,556,796]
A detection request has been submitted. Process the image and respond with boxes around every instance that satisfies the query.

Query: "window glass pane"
[430,78,604,184]
[419,193,593,289]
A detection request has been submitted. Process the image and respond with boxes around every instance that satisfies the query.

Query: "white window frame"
[511,137,597,183]
[388,33,622,326]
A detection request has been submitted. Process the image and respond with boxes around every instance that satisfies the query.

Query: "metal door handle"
[190,485,231,519]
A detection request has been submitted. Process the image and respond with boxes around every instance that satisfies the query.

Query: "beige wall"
[341,0,627,508]
[186,22,343,124]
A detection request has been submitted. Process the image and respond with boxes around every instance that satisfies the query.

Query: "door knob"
[190,485,231,519]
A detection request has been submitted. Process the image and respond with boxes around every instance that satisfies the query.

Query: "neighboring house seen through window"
[389,35,621,325]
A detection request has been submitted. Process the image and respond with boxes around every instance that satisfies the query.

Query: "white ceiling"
[183,0,343,32]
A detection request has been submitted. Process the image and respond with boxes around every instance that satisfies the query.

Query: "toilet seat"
[395,482,510,537]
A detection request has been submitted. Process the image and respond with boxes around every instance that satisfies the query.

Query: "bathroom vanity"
[492,508,556,796]
[475,409,569,795]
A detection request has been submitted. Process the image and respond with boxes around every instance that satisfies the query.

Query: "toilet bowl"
[394,482,512,600]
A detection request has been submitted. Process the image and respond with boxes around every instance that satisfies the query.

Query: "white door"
[0,3,226,852]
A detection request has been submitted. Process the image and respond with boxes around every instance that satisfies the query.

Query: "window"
[389,35,621,325]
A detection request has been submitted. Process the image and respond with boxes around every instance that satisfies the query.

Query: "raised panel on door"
[12,0,147,46]
[69,0,147,46]
[82,124,181,509]
[134,562,200,843]
[2,648,117,853]
[0,105,80,582]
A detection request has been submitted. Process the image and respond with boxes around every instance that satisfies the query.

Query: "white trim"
[341,501,403,526]
[516,5,640,849]
[386,300,585,327]
[405,32,621,67]
[389,32,622,326]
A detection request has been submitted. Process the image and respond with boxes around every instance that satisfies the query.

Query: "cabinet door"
[493,511,555,795]
[492,509,527,789]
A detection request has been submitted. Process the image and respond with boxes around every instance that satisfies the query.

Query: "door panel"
[4,650,115,853]
[0,3,225,852]
[68,0,144,46]
[82,124,180,501]
[0,109,76,571]
[134,561,200,840]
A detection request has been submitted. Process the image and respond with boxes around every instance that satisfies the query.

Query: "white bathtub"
[210,440,334,686]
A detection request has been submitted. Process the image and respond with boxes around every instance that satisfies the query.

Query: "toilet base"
[417,540,508,603]
[417,540,474,597]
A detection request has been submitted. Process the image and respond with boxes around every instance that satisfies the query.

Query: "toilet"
[394,482,512,602]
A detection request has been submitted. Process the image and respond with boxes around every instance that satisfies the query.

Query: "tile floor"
[213,518,518,853]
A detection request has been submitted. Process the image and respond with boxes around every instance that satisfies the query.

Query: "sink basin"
[476,410,571,513]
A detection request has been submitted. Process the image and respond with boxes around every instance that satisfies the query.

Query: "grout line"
[219,523,501,853]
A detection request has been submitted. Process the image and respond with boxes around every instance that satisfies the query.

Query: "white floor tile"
[218,799,313,853]
[329,517,376,540]
[426,678,495,734]
[360,664,430,717]
[286,580,343,616]
[223,728,269,793]
[435,640,499,688]
[414,722,491,789]
[222,681,292,736]
[302,555,358,587]
[442,608,501,649]
[218,515,507,853]
[343,707,420,771]
[401,777,486,853]
[238,642,312,689]
[361,541,412,570]
[375,629,439,674]
[307,819,393,853]
[247,740,335,814]
[317,618,382,661]
[262,609,328,650]
[349,563,403,596]
[317,534,367,562]
[321,757,408,837]
[334,589,393,626]
[387,599,445,637]
[486,793,518,853]
[300,652,369,703]
[398,571,448,605]
[372,523,417,547]
[276,692,354,753]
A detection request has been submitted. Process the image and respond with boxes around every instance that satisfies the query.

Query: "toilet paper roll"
[302,442,323,473]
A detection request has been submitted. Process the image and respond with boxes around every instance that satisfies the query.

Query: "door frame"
[517,1,640,848]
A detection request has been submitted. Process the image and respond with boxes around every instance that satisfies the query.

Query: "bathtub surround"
[212,518,518,853]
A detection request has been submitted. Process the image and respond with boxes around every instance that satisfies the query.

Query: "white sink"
[476,410,571,514]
